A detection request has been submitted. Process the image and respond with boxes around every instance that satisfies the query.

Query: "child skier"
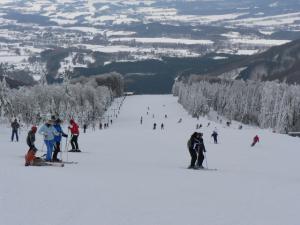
[26,126,38,152]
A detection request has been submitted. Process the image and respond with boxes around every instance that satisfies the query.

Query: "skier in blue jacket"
[52,118,68,162]
[38,120,59,161]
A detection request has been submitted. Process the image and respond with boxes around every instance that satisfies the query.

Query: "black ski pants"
[197,150,205,167]
[213,137,218,144]
[189,148,197,167]
[53,142,61,160]
[70,134,79,150]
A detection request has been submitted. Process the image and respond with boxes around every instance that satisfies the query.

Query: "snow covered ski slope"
[1,95,300,225]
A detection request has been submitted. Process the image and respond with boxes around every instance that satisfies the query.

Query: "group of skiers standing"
[25,117,80,166]
[187,132,206,169]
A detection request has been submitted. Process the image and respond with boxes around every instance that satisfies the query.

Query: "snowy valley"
[0,0,300,93]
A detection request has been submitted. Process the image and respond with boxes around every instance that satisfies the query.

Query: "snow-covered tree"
[173,76,300,133]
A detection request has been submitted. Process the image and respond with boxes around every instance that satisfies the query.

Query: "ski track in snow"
[1,95,300,225]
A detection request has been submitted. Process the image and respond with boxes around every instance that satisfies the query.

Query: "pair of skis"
[46,161,79,167]
[187,166,217,171]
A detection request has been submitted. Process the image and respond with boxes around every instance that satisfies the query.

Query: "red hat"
[31,126,37,132]
[70,119,74,124]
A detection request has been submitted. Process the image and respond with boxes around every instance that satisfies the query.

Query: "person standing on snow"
[27,126,38,152]
[195,132,206,169]
[39,120,59,161]
[25,126,38,166]
[251,135,259,147]
[53,118,68,162]
[211,130,218,144]
[187,132,198,169]
[68,119,80,152]
[153,123,157,130]
[83,124,87,133]
[11,118,20,142]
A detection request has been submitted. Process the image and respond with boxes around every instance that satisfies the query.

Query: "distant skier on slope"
[161,123,164,130]
[11,118,20,142]
[178,118,182,123]
[251,135,259,147]
[211,130,218,144]
[140,116,143,124]
[68,119,80,152]
[153,123,157,130]
[83,124,87,133]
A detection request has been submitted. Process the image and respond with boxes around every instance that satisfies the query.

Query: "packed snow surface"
[1,95,300,225]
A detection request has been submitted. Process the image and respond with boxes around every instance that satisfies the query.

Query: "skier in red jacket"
[68,119,80,152]
[251,135,259,147]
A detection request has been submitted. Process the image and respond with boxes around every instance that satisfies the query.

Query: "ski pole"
[65,130,70,162]
[204,151,208,169]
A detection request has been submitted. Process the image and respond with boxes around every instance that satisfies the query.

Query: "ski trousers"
[11,129,18,142]
[44,140,54,161]
[53,142,61,160]
[189,148,197,167]
[197,150,205,167]
[70,134,79,150]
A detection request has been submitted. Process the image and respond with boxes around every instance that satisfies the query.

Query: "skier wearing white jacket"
[38,120,59,161]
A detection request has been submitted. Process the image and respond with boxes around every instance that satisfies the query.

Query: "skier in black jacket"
[195,132,206,169]
[11,119,20,142]
[27,126,38,152]
[187,132,198,169]
[211,131,218,144]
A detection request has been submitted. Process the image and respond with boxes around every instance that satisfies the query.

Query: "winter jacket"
[11,121,20,130]
[26,130,37,150]
[192,137,206,152]
[69,121,79,135]
[211,132,218,138]
[53,124,67,142]
[38,124,59,141]
[253,136,259,143]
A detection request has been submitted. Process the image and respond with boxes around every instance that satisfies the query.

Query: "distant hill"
[188,39,300,84]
